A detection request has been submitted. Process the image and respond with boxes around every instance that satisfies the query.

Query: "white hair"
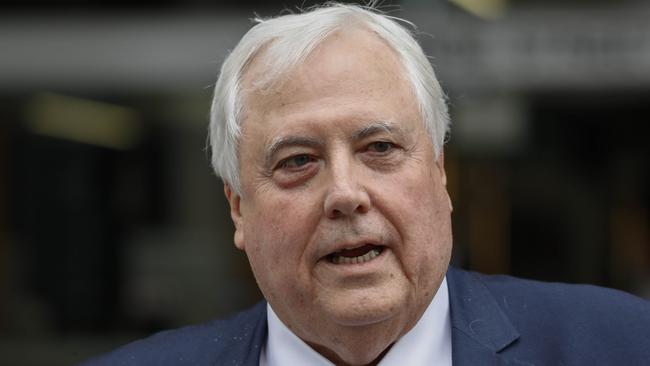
[209,2,449,194]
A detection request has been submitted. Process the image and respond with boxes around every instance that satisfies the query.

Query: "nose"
[323,161,371,219]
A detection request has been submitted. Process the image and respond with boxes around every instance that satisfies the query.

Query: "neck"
[296,310,419,366]
[308,340,393,366]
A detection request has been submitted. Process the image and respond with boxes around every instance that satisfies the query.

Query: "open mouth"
[327,244,384,265]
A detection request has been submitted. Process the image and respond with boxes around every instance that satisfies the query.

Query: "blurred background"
[1,0,649,365]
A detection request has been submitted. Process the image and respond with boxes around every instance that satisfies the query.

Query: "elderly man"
[82,3,650,366]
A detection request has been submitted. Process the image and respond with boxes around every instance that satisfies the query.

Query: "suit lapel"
[214,301,268,366]
[446,267,522,366]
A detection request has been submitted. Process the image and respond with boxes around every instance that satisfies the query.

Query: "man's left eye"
[367,141,394,153]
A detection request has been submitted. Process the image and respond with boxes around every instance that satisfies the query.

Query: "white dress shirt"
[260,278,452,366]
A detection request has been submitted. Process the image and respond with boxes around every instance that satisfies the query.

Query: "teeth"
[331,248,381,265]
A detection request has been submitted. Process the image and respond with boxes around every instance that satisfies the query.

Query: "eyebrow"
[352,121,400,140]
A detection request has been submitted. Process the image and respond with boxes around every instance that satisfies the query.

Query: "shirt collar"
[260,277,452,366]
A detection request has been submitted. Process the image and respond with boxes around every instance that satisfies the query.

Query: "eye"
[367,141,395,153]
[278,154,316,169]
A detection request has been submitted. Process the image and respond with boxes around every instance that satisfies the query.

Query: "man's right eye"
[278,154,315,170]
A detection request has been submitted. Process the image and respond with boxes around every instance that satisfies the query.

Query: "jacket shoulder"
[470,270,650,324]
[452,268,650,364]
[78,301,267,366]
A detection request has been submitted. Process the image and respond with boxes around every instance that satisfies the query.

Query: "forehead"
[244,28,413,109]
[239,27,420,148]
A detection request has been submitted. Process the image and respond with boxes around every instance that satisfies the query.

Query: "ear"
[224,183,246,251]
[435,150,453,212]
[436,150,447,187]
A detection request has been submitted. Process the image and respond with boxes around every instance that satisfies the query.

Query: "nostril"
[355,202,370,214]
[326,200,368,219]
[329,209,343,219]
[323,183,371,218]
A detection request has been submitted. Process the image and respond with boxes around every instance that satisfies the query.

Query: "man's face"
[227,28,452,361]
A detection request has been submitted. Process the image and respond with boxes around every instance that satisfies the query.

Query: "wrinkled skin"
[225,27,453,366]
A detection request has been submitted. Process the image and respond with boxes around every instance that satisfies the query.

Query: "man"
[82,3,650,365]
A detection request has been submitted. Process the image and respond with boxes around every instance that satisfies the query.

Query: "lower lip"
[319,247,389,274]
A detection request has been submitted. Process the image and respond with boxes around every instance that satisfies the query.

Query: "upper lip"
[318,237,386,260]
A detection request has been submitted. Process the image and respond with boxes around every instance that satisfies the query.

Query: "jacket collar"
[246,266,524,366]
[446,266,522,366]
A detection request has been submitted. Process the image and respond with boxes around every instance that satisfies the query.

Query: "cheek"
[243,213,294,302]
[386,168,452,277]
[245,207,291,267]
[242,193,321,286]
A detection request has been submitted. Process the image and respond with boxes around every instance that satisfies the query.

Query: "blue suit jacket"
[80,267,650,365]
